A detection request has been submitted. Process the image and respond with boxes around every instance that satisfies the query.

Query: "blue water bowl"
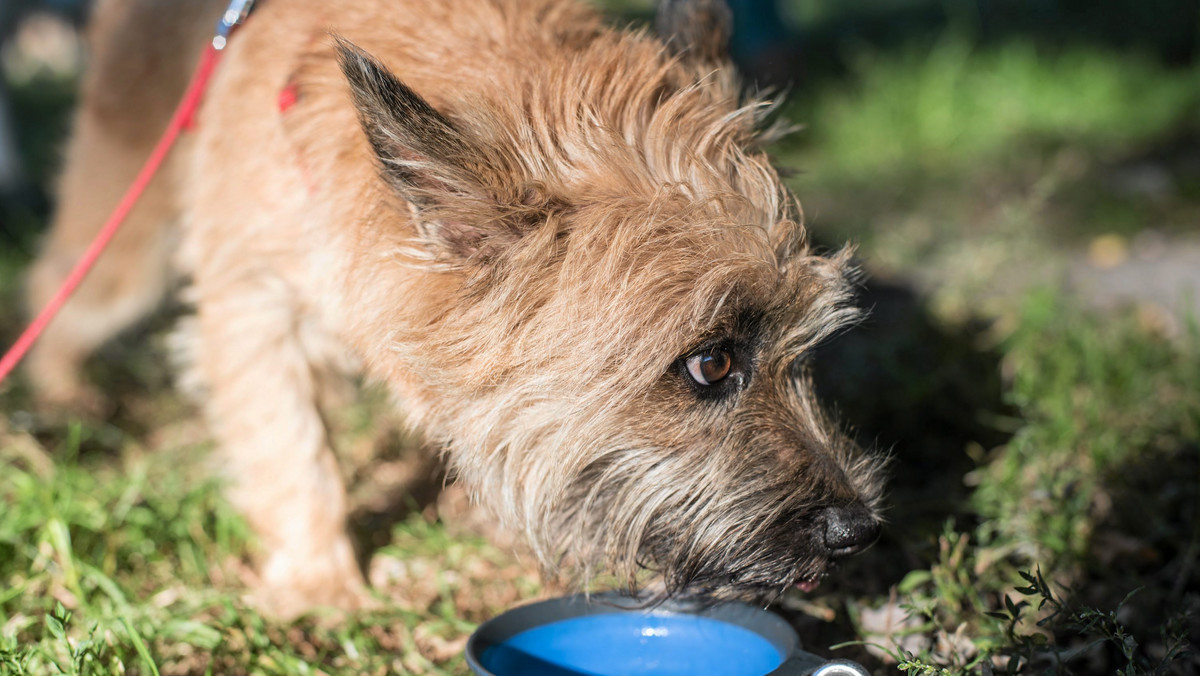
[465,593,868,676]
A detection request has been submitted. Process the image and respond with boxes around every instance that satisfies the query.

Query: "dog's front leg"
[189,272,369,617]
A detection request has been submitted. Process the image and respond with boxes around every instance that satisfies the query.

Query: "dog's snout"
[821,503,880,558]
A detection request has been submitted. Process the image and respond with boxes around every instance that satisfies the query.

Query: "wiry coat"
[27,0,885,615]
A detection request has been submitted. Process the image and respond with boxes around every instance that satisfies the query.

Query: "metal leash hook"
[213,0,257,50]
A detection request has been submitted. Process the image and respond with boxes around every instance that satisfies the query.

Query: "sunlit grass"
[788,37,1200,181]
[0,428,547,675]
[871,294,1200,673]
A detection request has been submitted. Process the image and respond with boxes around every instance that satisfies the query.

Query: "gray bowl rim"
[464,592,807,676]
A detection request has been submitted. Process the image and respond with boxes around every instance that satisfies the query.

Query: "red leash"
[0,1,254,387]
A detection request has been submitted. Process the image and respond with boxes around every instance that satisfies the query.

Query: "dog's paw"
[252,576,378,620]
[253,543,376,619]
[30,381,113,422]
[24,353,113,420]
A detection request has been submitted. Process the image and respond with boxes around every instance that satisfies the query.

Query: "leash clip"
[213,0,257,50]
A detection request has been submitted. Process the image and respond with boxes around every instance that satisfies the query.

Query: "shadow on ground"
[777,273,1014,666]
[815,275,1013,581]
[1081,438,1200,670]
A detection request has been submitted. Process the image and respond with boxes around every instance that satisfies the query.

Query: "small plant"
[856,567,1193,676]
[986,568,1193,676]
[0,603,114,676]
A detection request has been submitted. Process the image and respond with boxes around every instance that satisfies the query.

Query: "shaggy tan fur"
[27,0,885,616]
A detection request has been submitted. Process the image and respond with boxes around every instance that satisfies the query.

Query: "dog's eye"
[685,349,732,386]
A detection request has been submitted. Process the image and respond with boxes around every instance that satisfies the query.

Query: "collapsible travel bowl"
[465,593,868,676]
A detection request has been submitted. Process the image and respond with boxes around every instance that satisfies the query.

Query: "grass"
[863,295,1200,673]
[773,25,1200,675]
[788,37,1200,181]
[2,4,1199,674]
[0,422,545,675]
[975,291,1199,563]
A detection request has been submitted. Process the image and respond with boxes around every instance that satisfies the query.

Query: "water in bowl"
[479,611,783,676]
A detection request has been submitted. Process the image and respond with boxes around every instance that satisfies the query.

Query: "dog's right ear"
[655,0,733,63]
[336,38,507,260]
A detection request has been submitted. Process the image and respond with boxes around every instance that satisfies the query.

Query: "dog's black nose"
[821,503,880,558]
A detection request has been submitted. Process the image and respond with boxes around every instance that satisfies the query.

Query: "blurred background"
[0,0,1197,674]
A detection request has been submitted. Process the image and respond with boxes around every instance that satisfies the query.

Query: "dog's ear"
[655,0,733,63]
[336,38,508,259]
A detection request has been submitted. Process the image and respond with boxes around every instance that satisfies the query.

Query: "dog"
[24,0,886,616]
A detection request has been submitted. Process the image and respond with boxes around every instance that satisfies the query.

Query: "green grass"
[789,37,1200,181]
[975,291,1199,563]
[774,31,1200,675]
[870,295,1199,673]
[0,425,545,675]
[778,37,1200,258]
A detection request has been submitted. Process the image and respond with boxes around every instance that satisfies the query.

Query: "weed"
[987,568,1193,675]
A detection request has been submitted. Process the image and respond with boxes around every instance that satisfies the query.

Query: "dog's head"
[334,4,884,603]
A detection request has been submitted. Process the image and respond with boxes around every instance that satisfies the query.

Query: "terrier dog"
[25,0,885,616]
